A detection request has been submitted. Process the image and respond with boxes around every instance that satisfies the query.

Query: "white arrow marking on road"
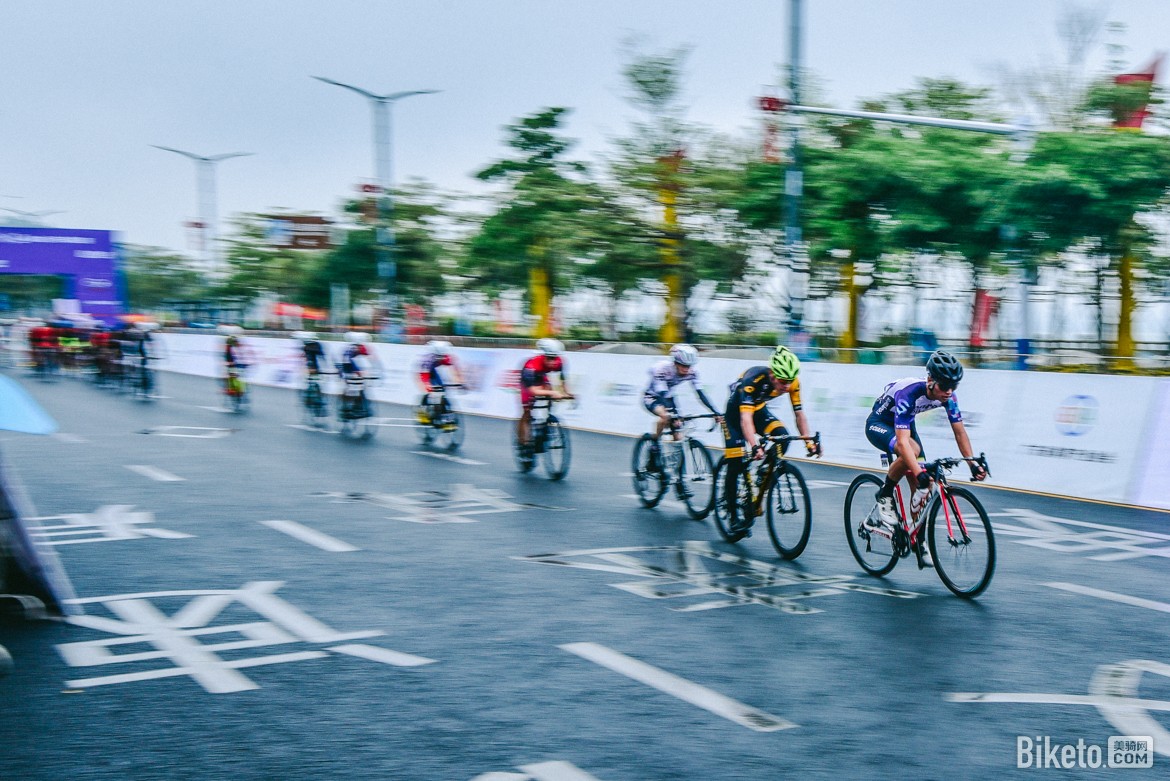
[125,464,185,482]
[327,644,435,667]
[260,520,358,552]
[560,642,796,732]
[1045,582,1170,614]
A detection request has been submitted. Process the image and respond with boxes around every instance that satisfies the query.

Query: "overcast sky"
[2,1,1167,255]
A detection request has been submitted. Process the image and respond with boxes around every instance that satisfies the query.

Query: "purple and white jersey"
[644,359,701,401]
[871,377,962,429]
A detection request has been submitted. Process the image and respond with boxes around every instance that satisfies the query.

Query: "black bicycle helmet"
[925,350,963,388]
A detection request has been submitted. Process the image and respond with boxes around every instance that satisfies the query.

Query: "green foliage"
[121,245,208,309]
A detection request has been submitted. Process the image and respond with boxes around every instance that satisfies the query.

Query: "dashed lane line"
[1045,582,1170,615]
[125,464,185,482]
[260,520,359,552]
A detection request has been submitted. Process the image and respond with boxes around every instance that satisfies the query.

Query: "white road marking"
[411,451,485,466]
[260,520,358,552]
[142,426,233,438]
[286,423,338,435]
[1045,582,1170,614]
[950,659,1170,757]
[560,641,796,732]
[327,643,435,667]
[125,464,185,482]
[51,432,87,444]
[519,761,606,781]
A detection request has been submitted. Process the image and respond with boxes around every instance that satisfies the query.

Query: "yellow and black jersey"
[727,365,802,413]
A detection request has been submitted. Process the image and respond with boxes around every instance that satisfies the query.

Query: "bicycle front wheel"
[843,474,899,576]
[543,417,570,480]
[766,461,812,560]
[632,435,667,508]
[680,439,716,520]
[928,486,995,598]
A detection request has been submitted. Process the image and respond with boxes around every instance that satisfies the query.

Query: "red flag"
[1114,54,1163,129]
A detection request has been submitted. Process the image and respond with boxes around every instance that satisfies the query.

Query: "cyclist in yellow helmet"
[720,345,821,536]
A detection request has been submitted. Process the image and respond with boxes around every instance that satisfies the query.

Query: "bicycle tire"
[766,460,812,560]
[843,473,899,576]
[632,435,668,508]
[928,486,995,598]
[543,416,570,480]
[435,410,463,452]
[358,398,377,441]
[680,439,716,520]
[711,458,751,544]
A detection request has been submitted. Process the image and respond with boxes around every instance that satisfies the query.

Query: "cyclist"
[28,320,58,376]
[219,324,247,400]
[722,345,821,536]
[866,350,987,532]
[294,331,327,377]
[123,322,161,393]
[516,337,574,456]
[338,332,377,418]
[417,340,464,425]
[644,343,723,447]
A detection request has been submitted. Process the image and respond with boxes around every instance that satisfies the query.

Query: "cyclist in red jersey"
[516,338,574,452]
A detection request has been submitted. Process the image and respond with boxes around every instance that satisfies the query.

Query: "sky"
[1,1,1167,255]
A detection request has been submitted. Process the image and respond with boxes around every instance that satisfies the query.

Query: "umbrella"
[0,375,58,434]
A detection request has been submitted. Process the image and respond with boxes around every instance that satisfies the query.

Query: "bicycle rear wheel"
[843,474,899,576]
[928,486,995,598]
[766,461,812,560]
[679,438,715,520]
[632,435,667,508]
[711,458,751,544]
[543,416,570,480]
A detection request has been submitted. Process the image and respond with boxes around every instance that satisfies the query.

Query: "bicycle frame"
[740,432,821,518]
[876,453,989,553]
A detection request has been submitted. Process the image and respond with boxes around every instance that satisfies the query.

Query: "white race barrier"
[154,333,1170,510]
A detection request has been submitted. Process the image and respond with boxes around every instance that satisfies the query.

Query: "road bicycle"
[224,366,249,414]
[514,397,571,480]
[712,432,819,560]
[631,412,718,520]
[129,357,155,402]
[337,373,377,440]
[301,372,331,428]
[415,384,464,452]
[843,453,994,598]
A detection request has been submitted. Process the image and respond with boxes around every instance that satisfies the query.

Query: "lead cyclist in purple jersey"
[866,350,986,527]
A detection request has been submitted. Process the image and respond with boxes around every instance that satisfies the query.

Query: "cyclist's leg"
[644,396,671,441]
[518,390,535,446]
[722,409,749,527]
[758,410,787,455]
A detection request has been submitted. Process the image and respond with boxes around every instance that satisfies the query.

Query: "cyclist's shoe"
[675,482,693,501]
[416,408,431,425]
[729,513,754,538]
[869,496,898,528]
[646,446,660,472]
[915,542,934,570]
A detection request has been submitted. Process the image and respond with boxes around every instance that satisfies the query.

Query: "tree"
[121,245,207,310]
[217,214,322,301]
[463,107,596,336]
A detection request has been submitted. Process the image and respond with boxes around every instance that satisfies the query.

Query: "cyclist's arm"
[950,420,986,480]
[694,386,720,416]
[739,406,760,451]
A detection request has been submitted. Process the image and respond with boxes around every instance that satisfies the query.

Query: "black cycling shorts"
[723,406,788,459]
[865,414,924,458]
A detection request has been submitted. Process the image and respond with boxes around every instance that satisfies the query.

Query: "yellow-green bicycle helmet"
[769,345,800,381]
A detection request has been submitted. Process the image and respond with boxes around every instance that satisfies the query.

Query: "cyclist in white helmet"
[516,337,574,455]
[644,344,722,443]
[417,339,464,424]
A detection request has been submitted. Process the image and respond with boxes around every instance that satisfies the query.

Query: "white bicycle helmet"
[428,340,453,356]
[669,343,699,367]
[536,338,564,357]
[293,331,315,342]
[345,331,371,345]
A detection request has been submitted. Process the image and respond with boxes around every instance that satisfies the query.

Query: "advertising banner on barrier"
[155,333,1167,508]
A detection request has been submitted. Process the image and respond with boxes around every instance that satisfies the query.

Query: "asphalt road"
[1,369,1167,780]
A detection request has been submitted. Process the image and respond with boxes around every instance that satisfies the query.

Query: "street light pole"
[151,146,252,278]
[784,0,804,332]
[312,76,439,331]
